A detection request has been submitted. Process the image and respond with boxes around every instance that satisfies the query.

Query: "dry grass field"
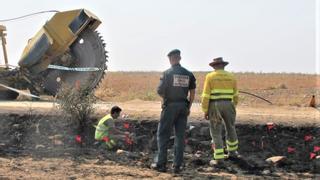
[95,72,320,107]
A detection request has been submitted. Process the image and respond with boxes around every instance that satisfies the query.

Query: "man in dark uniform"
[152,49,196,173]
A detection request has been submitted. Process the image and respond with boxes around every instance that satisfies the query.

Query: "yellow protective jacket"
[201,70,239,113]
[95,114,112,140]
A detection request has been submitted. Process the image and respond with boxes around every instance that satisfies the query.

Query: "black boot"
[151,163,167,172]
[228,151,242,160]
[209,159,226,169]
[172,165,183,174]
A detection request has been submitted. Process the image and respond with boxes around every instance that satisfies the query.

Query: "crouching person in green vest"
[95,106,128,149]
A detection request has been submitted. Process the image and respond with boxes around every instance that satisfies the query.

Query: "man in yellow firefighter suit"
[201,57,240,167]
[95,106,129,149]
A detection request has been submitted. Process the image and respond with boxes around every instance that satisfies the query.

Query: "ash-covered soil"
[0,113,319,179]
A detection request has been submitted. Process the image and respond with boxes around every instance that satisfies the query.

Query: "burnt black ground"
[0,113,319,178]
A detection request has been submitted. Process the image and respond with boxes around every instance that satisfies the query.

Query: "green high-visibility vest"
[95,114,112,140]
[210,88,236,100]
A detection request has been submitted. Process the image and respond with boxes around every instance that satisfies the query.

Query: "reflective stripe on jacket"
[95,114,112,140]
[201,70,238,113]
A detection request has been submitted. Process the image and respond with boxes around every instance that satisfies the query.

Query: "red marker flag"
[124,123,130,129]
[266,122,274,131]
[125,135,133,145]
[304,135,313,142]
[310,152,317,160]
[102,136,110,142]
[287,147,295,153]
[75,135,82,143]
[314,146,320,152]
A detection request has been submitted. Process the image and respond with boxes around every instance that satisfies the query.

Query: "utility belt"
[163,99,189,107]
[210,98,232,102]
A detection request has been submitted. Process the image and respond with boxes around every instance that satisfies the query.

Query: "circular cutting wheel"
[42,29,108,95]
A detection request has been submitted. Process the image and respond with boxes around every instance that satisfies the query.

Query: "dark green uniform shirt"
[157,64,196,105]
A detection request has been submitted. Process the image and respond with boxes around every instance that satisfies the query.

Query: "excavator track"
[0,70,20,100]
[0,90,19,100]
[42,29,108,95]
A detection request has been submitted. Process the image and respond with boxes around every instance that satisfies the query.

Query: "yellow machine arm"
[0,9,107,99]
[19,9,101,73]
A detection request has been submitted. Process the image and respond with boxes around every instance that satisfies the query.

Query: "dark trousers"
[156,102,188,167]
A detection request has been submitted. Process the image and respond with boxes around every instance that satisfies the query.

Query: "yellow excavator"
[0,9,107,100]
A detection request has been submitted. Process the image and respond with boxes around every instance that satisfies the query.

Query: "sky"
[0,0,319,73]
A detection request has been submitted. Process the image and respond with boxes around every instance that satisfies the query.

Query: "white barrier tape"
[0,83,40,99]
[48,65,102,72]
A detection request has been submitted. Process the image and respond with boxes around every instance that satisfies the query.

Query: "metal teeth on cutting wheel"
[42,29,108,95]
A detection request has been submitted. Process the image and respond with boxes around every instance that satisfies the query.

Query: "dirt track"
[0,100,319,126]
